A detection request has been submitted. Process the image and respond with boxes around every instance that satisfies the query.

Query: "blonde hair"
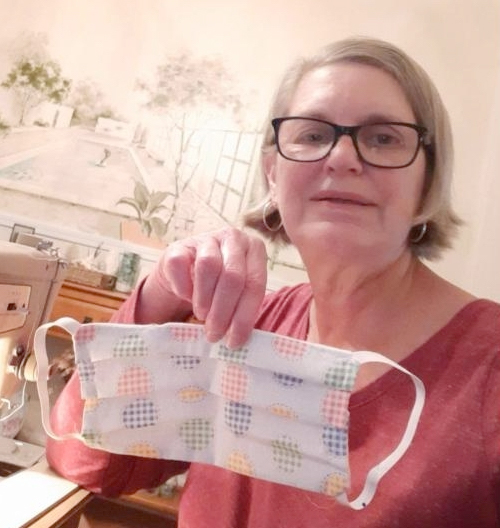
[243,36,461,260]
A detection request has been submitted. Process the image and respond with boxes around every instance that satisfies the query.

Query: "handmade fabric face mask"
[35,317,425,510]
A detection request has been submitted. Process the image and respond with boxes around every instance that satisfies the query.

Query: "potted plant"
[117,180,172,248]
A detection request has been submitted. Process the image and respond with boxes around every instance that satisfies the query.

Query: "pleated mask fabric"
[35,318,425,510]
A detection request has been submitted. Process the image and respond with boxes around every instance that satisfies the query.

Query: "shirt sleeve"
[110,277,145,324]
[482,347,500,513]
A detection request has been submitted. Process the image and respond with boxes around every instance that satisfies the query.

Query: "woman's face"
[265,62,427,264]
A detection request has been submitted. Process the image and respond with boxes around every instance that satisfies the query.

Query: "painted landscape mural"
[0,5,306,285]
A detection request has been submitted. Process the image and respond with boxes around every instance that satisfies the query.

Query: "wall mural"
[0,32,253,241]
[0,15,306,285]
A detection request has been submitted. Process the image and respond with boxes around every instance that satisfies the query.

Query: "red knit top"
[47,282,500,527]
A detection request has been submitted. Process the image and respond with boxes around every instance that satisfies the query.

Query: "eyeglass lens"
[276,118,422,168]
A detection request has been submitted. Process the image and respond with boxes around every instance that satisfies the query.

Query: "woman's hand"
[138,227,268,348]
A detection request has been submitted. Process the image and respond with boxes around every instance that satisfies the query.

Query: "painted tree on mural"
[1,31,71,126]
[1,59,71,125]
[67,79,119,126]
[134,51,245,237]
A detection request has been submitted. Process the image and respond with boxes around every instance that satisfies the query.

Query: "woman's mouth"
[311,191,374,207]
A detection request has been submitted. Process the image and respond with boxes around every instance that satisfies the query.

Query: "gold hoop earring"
[410,223,427,244]
[262,200,283,232]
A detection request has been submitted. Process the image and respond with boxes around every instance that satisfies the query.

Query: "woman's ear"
[262,151,277,195]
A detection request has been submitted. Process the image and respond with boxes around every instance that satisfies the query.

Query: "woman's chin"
[291,223,399,264]
[292,221,371,248]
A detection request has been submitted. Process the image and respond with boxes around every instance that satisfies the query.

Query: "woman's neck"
[305,250,475,390]
[307,253,436,353]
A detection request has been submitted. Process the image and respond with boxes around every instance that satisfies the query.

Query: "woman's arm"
[46,368,189,496]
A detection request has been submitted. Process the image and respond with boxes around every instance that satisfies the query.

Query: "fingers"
[135,243,195,324]
[225,236,267,348]
[192,236,223,321]
[147,227,267,346]
[202,229,258,344]
[161,242,196,301]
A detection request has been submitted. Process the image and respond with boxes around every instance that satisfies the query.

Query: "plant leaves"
[150,216,168,238]
[116,197,142,218]
[149,190,170,208]
[145,203,168,217]
[133,181,150,210]
[118,181,171,239]
[141,220,152,237]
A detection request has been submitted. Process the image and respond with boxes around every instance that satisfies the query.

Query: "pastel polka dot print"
[73,322,360,498]
[37,317,426,509]
[113,333,148,357]
[272,435,303,473]
[122,398,159,429]
[126,442,161,458]
[220,363,248,401]
[226,451,254,476]
[117,366,153,396]
[180,418,214,450]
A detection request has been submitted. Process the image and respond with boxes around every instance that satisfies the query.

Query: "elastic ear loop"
[34,317,83,442]
[336,350,426,510]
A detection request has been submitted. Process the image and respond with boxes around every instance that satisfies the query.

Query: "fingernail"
[205,331,223,343]
[193,304,207,322]
[193,310,205,322]
[224,332,242,350]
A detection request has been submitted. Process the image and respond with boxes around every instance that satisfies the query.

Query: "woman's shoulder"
[451,298,500,336]
[419,267,499,350]
[456,298,500,344]
[425,297,500,361]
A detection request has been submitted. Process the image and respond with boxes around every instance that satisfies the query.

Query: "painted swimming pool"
[0,135,145,213]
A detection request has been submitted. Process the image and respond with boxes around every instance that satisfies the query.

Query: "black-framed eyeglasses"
[271,116,429,169]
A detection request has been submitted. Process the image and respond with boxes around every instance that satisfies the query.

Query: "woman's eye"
[374,133,397,145]
[296,130,327,144]
[304,133,323,143]
[363,128,402,148]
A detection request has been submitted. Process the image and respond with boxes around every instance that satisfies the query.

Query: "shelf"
[48,281,129,338]
[118,487,182,518]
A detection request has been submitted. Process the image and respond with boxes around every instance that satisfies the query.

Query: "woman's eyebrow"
[287,112,327,120]
[288,112,414,125]
[357,113,413,125]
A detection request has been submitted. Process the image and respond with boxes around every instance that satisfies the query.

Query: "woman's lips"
[311,191,374,206]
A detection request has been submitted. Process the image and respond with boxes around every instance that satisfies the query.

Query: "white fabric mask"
[35,317,425,510]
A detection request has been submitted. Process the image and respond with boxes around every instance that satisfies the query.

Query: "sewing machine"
[0,239,66,426]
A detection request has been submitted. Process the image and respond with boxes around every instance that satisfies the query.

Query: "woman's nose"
[324,135,363,173]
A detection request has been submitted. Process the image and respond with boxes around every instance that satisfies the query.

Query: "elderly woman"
[47,37,500,527]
